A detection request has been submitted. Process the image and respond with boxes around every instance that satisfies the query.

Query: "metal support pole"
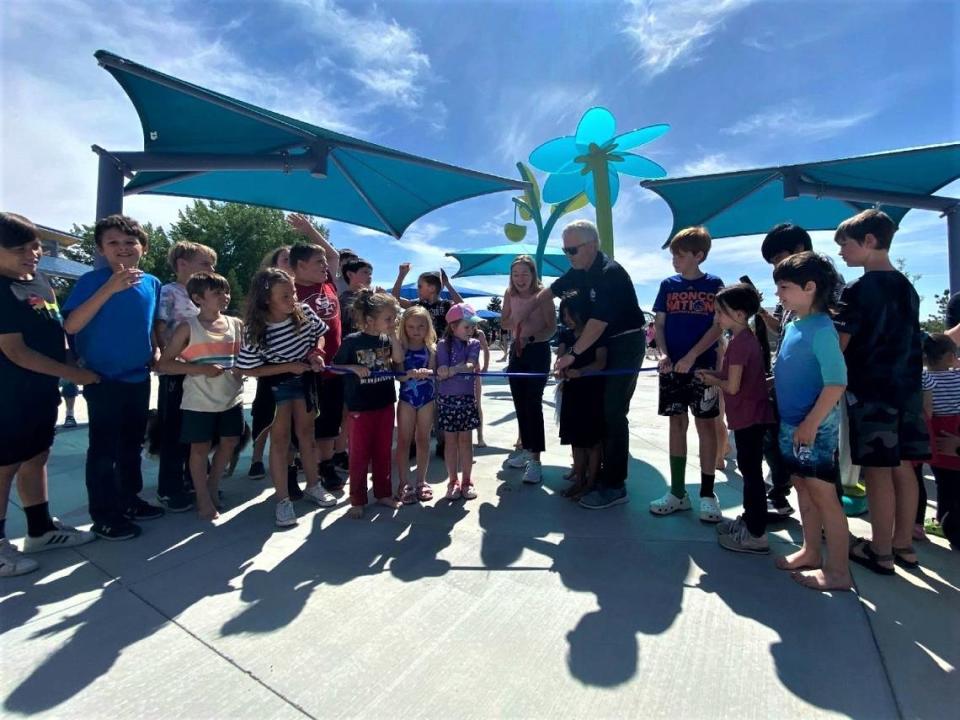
[96,152,125,220]
[948,208,960,295]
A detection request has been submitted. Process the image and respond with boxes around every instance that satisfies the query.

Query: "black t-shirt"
[558,328,601,369]
[550,252,644,338]
[412,298,452,337]
[834,270,923,405]
[0,274,65,403]
[333,331,397,411]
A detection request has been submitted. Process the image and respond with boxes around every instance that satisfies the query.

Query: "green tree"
[923,288,951,333]
[487,296,502,313]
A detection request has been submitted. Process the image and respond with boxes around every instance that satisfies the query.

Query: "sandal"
[892,545,920,569]
[848,537,895,576]
[416,483,433,502]
[399,484,417,505]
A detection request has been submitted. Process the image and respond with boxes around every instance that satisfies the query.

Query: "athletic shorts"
[778,407,840,486]
[180,405,244,444]
[314,373,344,439]
[0,394,58,466]
[657,371,720,419]
[845,390,930,468]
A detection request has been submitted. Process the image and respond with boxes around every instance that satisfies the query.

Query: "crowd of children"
[1,208,957,588]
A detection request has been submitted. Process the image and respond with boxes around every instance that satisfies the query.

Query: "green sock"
[669,456,687,498]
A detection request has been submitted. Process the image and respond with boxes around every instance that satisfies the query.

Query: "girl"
[334,290,404,519]
[697,283,775,554]
[501,255,557,484]
[920,333,960,542]
[472,323,490,447]
[436,304,482,500]
[237,268,334,528]
[394,306,437,504]
[556,292,607,500]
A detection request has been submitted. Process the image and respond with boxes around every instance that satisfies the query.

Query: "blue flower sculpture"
[528,106,668,256]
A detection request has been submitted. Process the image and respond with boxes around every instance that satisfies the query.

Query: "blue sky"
[2,0,957,316]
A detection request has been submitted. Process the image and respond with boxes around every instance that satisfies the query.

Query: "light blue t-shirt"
[774,312,847,425]
[62,267,161,382]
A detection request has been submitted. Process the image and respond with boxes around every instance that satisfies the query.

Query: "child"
[771,252,851,590]
[62,214,165,540]
[394,305,437,504]
[650,226,724,522]
[339,258,373,337]
[155,241,217,513]
[436,304,482,500]
[156,273,244,520]
[334,248,358,295]
[697,283,775,554]
[237,268,335,528]
[392,264,463,337]
[333,290,403,518]
[287,229,345,492]
[473,323,490,447]
[0,213,97,576]
[557,292,607,500]
[920,333,960,540]
[835,209,930,574]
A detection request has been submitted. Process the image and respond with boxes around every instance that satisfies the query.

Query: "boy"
[156,273,244,520]
[649,227,724,522]
[0,213,97,576]
[339,258,374,336]
[155,241,217,512]
[63,214,165,541]
[287,231,345,492]
[335,248,358,295]
[392,264,464,338]
[771,252,851,590]
[835,209,930,574]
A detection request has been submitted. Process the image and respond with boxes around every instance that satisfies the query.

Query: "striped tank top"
[180,315,244,413]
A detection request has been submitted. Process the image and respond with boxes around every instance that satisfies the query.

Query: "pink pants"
[348,405,394,506]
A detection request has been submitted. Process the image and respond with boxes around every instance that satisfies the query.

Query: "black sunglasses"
[562,240,593,256]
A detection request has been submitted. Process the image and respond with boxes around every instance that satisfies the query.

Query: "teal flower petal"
[575,107,616,148]
[543,170,588,203]
[611,124,670,152]
[529,136,580,173]
[614,153,667,179]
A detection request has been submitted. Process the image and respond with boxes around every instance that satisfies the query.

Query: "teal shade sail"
[642,143,960,245]
[447,243,570,278]
[96,50,524,238]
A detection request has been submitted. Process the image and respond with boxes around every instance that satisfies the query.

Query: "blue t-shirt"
[652,273,723,369]
[774,313,847,425]
[62,267,161,382]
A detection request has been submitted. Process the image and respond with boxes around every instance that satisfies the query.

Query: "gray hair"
[562,220,599,245]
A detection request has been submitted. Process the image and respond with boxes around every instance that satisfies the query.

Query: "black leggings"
[507,341,550,454]
[734,424,769,537]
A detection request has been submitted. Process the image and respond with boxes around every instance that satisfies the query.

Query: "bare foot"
[477,437,487,448]
[347,506,364,519]
[775,548,821,571]
[791,569,852,591]
[377,497,402,509]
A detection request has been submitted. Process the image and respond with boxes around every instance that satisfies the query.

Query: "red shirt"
[296,273,341,364]
[720,330,775,431]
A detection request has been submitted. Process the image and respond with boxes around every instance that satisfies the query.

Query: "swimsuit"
[399,347,435,409]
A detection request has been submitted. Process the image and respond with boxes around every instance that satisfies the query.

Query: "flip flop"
[892,545,920,569]
[848,537,895,576]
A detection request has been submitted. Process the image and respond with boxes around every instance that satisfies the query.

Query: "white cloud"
[678,152,754,176]
[494,85,600,164]
[623,0,756,78]
[722,102,875,140]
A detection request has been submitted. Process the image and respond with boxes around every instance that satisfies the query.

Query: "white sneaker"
[507,450,530,468]
[275,498,297,527]
[303,484,337,508]
[23,520,96,553]
[699,494,722,523]
[461,482,478,500]
[649,491,691,516]
[522,460,543,484]
[0,539,39,577]
[716,515,744,535]
[718,523,770,554]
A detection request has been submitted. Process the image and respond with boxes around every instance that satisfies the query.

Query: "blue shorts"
[271,376,306,405]
[778,407,840,485]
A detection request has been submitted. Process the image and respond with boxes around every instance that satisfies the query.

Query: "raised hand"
[105,264,142,295]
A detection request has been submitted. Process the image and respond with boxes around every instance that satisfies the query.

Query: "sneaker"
[522,460,542,484]
[445,481,461,501]
[63,415,78,429]
[23,520,96,553]
[157,493,194,513]
[507,450,530,469]
[716,515,745,536]
[275,498,297,528]
[92,521,142,541]
[0,539,39,576]
[461,482,477,500]
[766,495,795,517]
[649,491,691,516]
[699,494,722,523]
[303,484,337,508]
[718,523,770,554]
[332,451,349,471]
[124,498,165,522]
[579,487,629,510]
[287,465,304,501]
[319,461,345,491]
[248,460,266,479]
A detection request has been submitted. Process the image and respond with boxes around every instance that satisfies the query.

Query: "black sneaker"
[92,521,142,541]
[319,460,345,491]
[124,498,165,522]
[766,495,795,518]
[157,493,194,513]
[63,415,78,429]
[287,465,304,500]
[248,460,266,479]
[332,451,349,471]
